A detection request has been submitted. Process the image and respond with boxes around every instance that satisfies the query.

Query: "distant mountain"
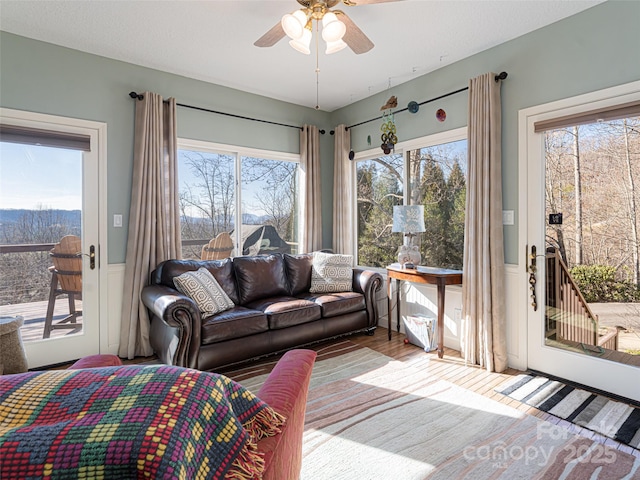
[0,209,81,226]
[181,213,269,225]
[1,209,266,229]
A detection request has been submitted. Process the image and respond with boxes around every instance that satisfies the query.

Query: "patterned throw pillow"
[309,251,353,293]
[173,267,235,316]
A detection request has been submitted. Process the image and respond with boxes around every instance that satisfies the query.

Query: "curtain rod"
[128,92,328,133]
[345,71,508,131]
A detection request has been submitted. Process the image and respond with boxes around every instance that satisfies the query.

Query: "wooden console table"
[386,264,463,358]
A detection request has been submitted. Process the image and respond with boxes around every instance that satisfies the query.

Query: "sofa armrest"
[141,284,202,369]
[256,349,317,480]
[352,268,384,329]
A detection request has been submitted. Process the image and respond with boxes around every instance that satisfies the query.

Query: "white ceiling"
[0,0,604,112]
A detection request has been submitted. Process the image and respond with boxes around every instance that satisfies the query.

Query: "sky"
[0,143,287,216]
[0,143,82,210]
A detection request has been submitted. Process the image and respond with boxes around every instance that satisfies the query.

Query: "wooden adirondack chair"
[43,235,83,339]
[200,232,234,260]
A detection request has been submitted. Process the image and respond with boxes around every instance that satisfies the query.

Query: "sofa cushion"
[201,306,269,345]
[284,253,313,296]
[155,258,239,304]
[245,296,321,330]
[300,291,366,318]
[309,252,353,293]
[174,267,235,316]
[234,254,289,305]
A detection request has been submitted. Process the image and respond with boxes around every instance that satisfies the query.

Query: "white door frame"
[517,81,640,401]
[0,108,108,367]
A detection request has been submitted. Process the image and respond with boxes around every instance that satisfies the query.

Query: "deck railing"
[545,249,618,350]
[0,241,213,303]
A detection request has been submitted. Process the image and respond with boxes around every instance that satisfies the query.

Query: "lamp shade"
[289,28,312,55]
[392,205,425,233]
[282,10,307,40]
[325,38,347,54]
[321,12,346,42]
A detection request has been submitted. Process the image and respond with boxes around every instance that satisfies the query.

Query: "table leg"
[387,276,392,341]
[396,278,401,333]
[437,279,445,358]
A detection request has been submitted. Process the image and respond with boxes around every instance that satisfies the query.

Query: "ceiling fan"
[254,0,401,55]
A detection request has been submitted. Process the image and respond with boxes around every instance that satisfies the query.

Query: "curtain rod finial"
[129,91,144,100]
[495,72,508,82]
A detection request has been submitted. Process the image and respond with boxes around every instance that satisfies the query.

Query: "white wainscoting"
[102,263,125,355]
[379,263,525,370]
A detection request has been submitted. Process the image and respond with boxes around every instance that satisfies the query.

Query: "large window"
[177,140,299,259]
[356,129,467,269]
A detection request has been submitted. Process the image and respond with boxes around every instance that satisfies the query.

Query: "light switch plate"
[502,210,514,225]
[114,214,123,228]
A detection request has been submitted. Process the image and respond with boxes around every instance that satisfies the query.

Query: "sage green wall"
[0,32,332,263]
[2,1,639,266]
[329,0,640,264]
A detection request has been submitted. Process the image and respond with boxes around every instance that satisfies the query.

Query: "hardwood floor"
[345,328,639,458]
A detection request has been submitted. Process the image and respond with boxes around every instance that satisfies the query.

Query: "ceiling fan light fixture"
[321,12,346,43]
[325,38,347,54]
[289,27,312,54]
[282,9,307,39]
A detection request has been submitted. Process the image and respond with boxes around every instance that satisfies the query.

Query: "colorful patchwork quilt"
[0,365,285,479]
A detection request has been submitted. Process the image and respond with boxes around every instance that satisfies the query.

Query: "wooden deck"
[0,298,83,342]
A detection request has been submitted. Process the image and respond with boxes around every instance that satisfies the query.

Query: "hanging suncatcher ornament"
[380,110,397,154]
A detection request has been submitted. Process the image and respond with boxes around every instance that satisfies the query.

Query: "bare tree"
[179,152,235,241]
[572,126,584,264]
[241,157,298,243]
[619,118,640,284]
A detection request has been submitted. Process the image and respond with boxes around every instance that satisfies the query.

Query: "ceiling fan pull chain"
[315,19,321,110]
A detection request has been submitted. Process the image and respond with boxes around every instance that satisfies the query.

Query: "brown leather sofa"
[141,252,383,371]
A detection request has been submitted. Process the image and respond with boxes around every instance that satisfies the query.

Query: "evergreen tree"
[357,163,402,267]
[420,157,448,266]
[445,161,466,269]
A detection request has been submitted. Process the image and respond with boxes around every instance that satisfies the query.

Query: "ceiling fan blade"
[336,11,374,54]
[254,22,286,48]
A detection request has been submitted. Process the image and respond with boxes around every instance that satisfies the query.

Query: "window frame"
[177,137,300,258]
[352,126,467,270]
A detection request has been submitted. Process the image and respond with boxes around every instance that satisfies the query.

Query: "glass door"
[522,83,640,402]
[0,115,101,368]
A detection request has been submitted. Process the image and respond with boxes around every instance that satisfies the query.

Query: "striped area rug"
[222,340,640,479]
[496,373,640,451]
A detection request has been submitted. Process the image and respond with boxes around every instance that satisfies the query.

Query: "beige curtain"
[461,73,508,373]
[119,92,182,359]
[332,125,354,256]
[300,124,322,252]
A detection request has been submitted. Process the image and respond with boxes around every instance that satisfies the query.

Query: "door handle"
[82,245,96,270]
[528,245,538,311]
